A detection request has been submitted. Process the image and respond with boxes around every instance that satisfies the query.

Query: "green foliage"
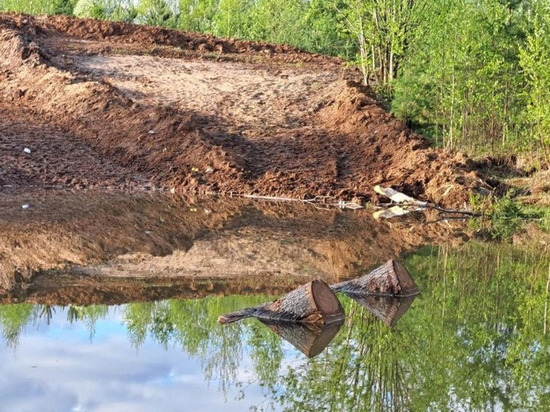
[468,191,549,240]
[392,0,529,154]
[300,0,355,58]
[389,0,550,159]
[0,0,57,14]
[177,0,218,33]
[519,0,550,158]
[73,0,137,21]
[53,0,79,15]
[210,0,251,38]
[0,303,35,349]
[242,0,299,44]
[330,0,422,90]
[488,195,525,239]
[136,0,179,28]
[73,0,105,18]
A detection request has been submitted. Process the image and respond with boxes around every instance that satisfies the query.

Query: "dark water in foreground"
[1,242,549,411]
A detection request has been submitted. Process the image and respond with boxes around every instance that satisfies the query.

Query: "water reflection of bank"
[1,241,548,411]
[1,190,468,299]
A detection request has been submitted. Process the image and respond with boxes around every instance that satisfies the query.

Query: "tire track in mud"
[0,103,155,190]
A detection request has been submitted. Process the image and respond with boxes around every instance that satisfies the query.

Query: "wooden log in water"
[345,293,417,327]
[259,318,344,358]
[218,279,344,325]
[331,259,419,297]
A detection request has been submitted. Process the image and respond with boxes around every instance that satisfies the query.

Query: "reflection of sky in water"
[3,243,545,411]
[0,307,295,412]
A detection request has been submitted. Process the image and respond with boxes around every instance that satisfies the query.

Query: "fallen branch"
[240,194,364,209]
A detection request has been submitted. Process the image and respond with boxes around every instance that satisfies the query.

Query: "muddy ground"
[0,13,496,204]
[0,14,511,303]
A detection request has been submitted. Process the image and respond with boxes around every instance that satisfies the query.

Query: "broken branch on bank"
[373,185,481,219]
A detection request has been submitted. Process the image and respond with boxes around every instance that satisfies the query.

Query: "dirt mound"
[0,13,491,206]
[1,13,339,64]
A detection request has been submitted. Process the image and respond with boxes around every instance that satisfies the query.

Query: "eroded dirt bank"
[0,13,494,207]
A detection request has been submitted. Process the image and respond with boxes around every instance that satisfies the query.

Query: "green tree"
[0,303,36,349]
[393,0,529,152]
[245,0,305,45]
[212,0,252,38]
[53,0,79,15]
[520,0,550,159]
[0,0,56,13]
[329,0,421,89]
[137,0,180,27]
[300,0,356,57]
[177,0,219,33]
[73,0,137,21]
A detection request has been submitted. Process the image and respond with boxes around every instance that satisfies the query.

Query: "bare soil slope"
[0,13,491,206]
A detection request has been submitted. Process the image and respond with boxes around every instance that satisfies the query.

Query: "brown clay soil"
[0,14,501,304]
[0,13,495,204]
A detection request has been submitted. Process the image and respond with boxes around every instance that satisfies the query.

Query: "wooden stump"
[259,318,344,358]
[345,293,417,327]
[331,259,419,297]
[218,279,344,325]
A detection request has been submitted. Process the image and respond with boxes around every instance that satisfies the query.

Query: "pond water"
[1,241,548,411]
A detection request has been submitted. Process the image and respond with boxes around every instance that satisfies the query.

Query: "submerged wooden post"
[331,259,419,297]
[218,279,344,326]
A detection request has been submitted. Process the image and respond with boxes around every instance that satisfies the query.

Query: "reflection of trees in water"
[0,303,34,348]
[0,241,548,410]
[66,305,109,340]
[404,242,550,411]
[266,301,410,411]
[123,295,274,395]
[0,302,110,348]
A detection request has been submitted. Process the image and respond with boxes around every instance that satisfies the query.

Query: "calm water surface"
[1,242,548,411]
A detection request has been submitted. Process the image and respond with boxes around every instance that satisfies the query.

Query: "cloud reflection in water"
[0,307,271,412]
